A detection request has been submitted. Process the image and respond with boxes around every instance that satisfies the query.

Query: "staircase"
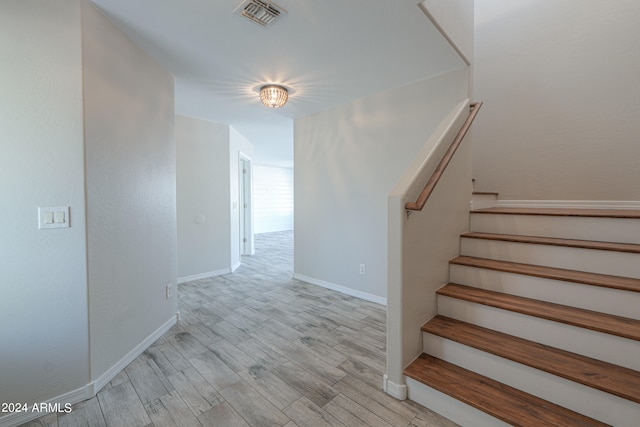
[403,197,640,426]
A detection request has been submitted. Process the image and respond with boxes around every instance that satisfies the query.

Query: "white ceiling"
[90,0,463,167]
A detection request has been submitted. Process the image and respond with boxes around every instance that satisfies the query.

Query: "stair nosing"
[461,232,640,254]
[404,354,610,427]
[422,315,640,403]
[437,283,640,342]
[470,207,640,219]
[450,256,640,293]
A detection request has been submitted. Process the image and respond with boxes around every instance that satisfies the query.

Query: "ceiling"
[90,0,463,167]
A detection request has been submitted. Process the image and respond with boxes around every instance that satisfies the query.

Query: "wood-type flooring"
[21,231,457,427]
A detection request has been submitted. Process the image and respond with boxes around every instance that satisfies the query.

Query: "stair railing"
[405,101,483,211]
[386,99,482,401]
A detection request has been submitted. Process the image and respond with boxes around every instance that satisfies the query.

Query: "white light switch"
[39,207,70,229]
[44,212,54,224]
[54,211,65,224]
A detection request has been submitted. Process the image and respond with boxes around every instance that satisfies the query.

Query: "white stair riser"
[437,296,640,371]
[470,214,640,245]
[405,377,511,427]
[422,333,639,426]
[449,264,640,320]
[460,238,640,279]
[470,194,498,210]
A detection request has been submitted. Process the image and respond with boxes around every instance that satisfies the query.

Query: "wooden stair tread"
[423,316,640,403]
[450,256,640,293]
[404,354,609,427]
[438,283,640,341]
[471,207,640,218]
[461,232,640,254]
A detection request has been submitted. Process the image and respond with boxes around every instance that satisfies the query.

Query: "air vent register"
[233,0,287,28]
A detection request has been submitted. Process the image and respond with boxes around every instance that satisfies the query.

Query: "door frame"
[238,154,253,256]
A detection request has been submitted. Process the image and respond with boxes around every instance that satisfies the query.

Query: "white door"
[239,156,252,256]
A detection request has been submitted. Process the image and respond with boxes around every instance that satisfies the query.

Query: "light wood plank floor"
[22,231,458,427]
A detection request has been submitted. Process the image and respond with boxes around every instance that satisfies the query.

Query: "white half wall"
[176,116,231,279]
[0,0,89,406]
[82,1,177,382]
[254,165,294,234]
[294,69,468,300]
[387,100,473,386]
[473,0,640,200]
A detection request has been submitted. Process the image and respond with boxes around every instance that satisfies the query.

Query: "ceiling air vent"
[233,0,287,28]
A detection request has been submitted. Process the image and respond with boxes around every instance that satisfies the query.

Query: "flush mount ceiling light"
[259,85,288,108]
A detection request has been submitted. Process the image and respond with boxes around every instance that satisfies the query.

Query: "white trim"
[177,268,230,284]
[89,315,177,394]
[231,261,241,272]
[0,385,90,427]
[293,273,387,306]
[418,2,470,66]
[0,315,178,427]
[496,200,640,210]
[470,193,498,210]
[383,374,407,400]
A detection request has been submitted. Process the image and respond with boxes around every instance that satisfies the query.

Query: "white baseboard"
[177,268,230,284]
[383,374,407,400]
[0,315,178,427]
[0,385,90,427]
[496,200,640,210]
[231,261,241,272]
[293,273,387,306]
[89,315,177,394]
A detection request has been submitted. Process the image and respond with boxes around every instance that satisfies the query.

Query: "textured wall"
[0,0,89,405]
[294,69,468,301]
[82,1,177,381]
[176,116,231,278]
[420,0,475,64]
[473,0,640,201]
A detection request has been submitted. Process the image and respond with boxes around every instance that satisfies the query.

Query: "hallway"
[23,231,456,427]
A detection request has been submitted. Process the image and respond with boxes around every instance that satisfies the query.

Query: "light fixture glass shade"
[259,85,288,108]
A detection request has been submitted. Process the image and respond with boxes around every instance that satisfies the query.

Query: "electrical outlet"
[359,264,366,275]
[166,283,173,299]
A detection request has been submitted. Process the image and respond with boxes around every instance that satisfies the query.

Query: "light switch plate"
[39,206,70,229]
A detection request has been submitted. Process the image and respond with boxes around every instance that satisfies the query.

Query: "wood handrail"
[405,101,483,211]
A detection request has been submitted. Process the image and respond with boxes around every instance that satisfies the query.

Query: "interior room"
[2,1,639,426]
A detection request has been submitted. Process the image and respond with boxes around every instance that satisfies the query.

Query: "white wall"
[0,0,89,405]
[175,121,255,279]
[473,0,640,201]
[82,1,177,382]
[387,100,473,390]
[254,166,294,234]
[230,127,255,266]
[176,116,231,279]
[420,0,475,65]
[294,69,468,302]
[0,1,178,419]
